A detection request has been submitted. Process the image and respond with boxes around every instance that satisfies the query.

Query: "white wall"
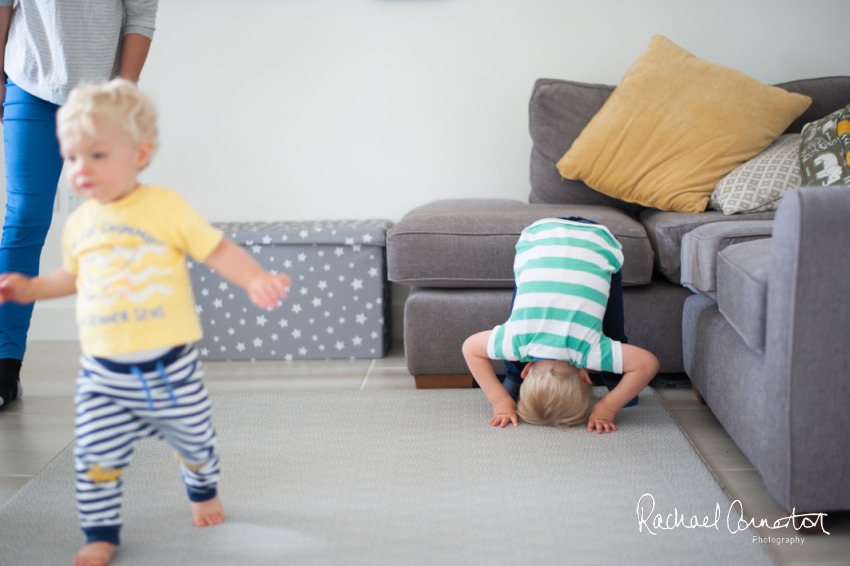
[9,0,850,340]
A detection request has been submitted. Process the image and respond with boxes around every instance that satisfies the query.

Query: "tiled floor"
[2,342,848,565]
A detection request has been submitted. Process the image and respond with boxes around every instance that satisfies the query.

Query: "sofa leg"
[691,382,707,405]
[414,374,474,389]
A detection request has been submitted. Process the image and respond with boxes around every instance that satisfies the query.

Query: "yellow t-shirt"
[62,186,224,357]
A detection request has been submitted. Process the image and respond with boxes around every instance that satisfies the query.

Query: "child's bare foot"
[75,542,116,566]
[191,495,225,527]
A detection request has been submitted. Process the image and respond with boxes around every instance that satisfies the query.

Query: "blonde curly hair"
[517,363,592,428]
[57,78,158,155]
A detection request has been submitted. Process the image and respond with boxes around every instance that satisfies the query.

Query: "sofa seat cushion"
[717,239,773,353]
[387,199,654,288]
[680,221,774,299]
[640,208,776,284]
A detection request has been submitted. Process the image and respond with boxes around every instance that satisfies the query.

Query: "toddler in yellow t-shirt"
[0,79,290,566]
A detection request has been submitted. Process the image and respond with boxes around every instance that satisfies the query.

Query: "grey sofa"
[387,75,850,389]
[682,186,850,513]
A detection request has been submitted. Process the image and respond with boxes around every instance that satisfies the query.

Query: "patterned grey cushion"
[708,134,802,215]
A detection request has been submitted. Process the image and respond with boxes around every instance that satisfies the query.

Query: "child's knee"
[82,463,124,484]
[461,335,475,357]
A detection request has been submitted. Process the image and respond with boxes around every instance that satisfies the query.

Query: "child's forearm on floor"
[470,354,513,408]
[599,370,651,412]
[601,344,660,412]
[463,331,513,408]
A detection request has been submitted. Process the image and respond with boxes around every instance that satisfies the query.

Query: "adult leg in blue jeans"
[0,80,64,405]
[502,217,637,407]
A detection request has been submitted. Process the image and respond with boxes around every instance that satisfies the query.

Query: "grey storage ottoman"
[190,220,393,361]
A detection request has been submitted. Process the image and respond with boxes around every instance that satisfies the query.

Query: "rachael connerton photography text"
[636,493,829,536]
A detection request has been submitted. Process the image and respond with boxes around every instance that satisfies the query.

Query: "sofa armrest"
[762,186,850,510]
[680,220,774,298]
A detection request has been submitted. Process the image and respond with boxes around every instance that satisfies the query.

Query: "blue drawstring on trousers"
[157,361,179,405]
[131,363,178,411]
[130,366,154,411]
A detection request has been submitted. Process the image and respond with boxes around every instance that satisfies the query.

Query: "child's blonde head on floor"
[517,362,592,428]
[57,78,158,155]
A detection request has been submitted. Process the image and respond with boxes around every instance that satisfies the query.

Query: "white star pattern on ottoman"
[190,220,392,360]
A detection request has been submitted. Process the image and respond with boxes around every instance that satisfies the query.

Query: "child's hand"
[491,399,518,428]
[0,273,34,305]
[247,272,291,309]
[587,399,618,434]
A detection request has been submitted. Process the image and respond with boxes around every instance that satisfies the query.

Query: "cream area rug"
[0,389,775,565]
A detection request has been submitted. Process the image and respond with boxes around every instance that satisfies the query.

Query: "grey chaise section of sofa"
[390,199,690,377]
[683,187,850,512]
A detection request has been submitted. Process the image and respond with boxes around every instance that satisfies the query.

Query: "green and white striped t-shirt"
[486,218,624,373]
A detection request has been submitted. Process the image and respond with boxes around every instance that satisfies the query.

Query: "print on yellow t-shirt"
[63,186,223,357]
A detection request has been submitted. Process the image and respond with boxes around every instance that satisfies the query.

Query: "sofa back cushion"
[777,77,850,134]
[529,76,850,211]
[528,80,638,214]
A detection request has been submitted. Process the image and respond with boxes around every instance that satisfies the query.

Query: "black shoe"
[650,373,692,389]
[0,358,23,406]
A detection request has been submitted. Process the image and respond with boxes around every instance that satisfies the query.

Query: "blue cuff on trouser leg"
[83,526,120,546]
[187,486,217,502]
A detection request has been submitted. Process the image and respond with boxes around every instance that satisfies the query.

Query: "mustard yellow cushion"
[556,36,812,213]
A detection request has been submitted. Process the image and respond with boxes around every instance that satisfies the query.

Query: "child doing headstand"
[0,79,291,566]
[462,217,659,433]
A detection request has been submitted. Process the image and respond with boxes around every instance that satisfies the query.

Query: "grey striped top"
[487,218,624,373]
[1,0,158,105]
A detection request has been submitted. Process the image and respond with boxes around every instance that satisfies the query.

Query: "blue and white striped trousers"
[74,345,220,545]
